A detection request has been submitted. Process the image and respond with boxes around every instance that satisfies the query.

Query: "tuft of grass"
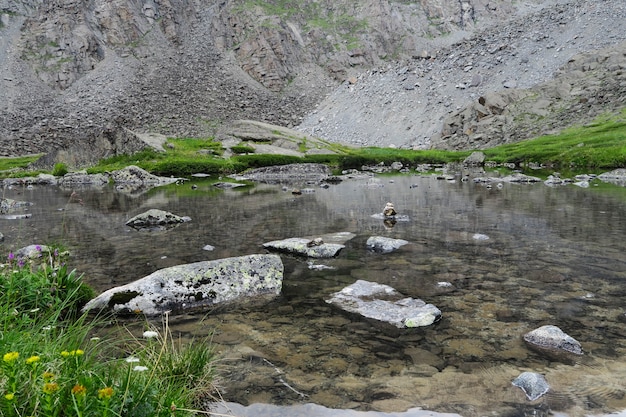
[52,163,69,177]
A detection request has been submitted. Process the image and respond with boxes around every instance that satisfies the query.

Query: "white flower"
[133,365,148,372]
[125,356,140,363]
[142,330,159,339]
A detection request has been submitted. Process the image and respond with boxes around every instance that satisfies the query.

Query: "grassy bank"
[1,109,625,179]
[0,246,214,417]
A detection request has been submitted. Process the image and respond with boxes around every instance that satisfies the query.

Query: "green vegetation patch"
[0,247,215,417]
[484,108,626,168]
[0,155,41,173]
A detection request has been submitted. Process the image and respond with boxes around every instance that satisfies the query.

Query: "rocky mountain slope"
[0,0,625,165]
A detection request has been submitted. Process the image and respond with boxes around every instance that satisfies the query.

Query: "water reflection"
[1,175,626,417]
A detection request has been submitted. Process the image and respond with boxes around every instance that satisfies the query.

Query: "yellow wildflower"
[4,393,15,401]
[43,382,59,395]
[26,355,41,365]
[61,349,85,357]
[97,387,114,400]
[42,372,55,381]
[71,384,87,397]
[3,351,19,363]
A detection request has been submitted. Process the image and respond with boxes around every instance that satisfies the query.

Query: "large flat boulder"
[326,280,442,328]
[366,236,410,253]
[82,254,284,315]
[263,232,355,258]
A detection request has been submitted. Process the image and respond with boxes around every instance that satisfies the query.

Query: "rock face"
[82,254,284,315]
[523,325,583,355]
[2,0,625,164]
[326,280,442,328]
[512,372,550,401]
[263,231,355,258]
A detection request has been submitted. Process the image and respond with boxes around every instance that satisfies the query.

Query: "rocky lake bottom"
[1,173,626,417]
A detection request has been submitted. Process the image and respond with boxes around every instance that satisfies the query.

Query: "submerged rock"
[82,254,284,315]
[366,236,410,253]
[512,372,550,401]
[238,163,331,183]
[59,172,109,188]
[598,168,626,186]
[0,198,32,214]
[125,209,190,231]
[523,325,583,355]
[326,280,442,328]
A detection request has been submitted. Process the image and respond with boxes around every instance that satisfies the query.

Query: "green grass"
[0,155,41,173]
[0,246,215,417]
[484,109,626,168]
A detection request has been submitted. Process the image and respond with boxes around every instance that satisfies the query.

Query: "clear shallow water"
[2,174,626,417]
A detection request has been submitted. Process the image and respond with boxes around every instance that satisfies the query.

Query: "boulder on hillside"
[217,120,336,157]
[82,254,284,316]
[326,280,442,328]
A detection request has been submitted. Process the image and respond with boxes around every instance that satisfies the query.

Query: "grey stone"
[125,209,189,231]
[82,254,284,315]
[512,372,550,401]
[523,325,583,355]
[110,165,179,186]
[598,168,626,186]
[326,280,442,328]
[463,151,486,166]
[263,231,355,258]
[59,172,109,188]
[366,236,410,253]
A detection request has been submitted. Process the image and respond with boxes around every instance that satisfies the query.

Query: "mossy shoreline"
[1,109,625,179]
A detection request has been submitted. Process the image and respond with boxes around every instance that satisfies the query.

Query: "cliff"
[0,0,624,164]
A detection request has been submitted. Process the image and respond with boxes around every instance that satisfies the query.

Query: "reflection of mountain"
[4,177,626,416]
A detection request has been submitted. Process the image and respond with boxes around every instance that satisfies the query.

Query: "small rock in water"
[523,325,583,355]
[383,202,397,217]
[512,372,550,401]
[202,245,215,251]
